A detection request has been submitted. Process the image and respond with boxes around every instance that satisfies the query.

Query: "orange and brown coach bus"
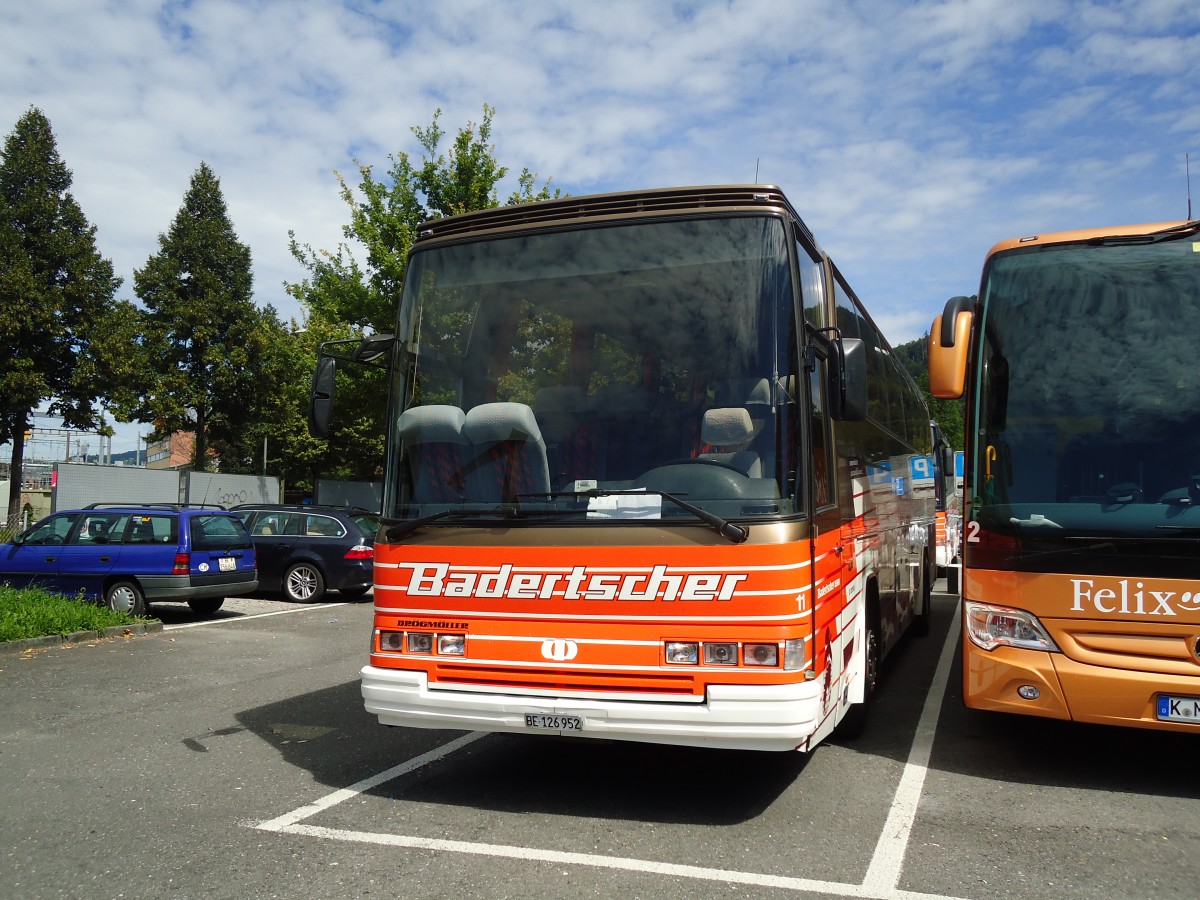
[313,185,936,751]
[929,218,1200,731]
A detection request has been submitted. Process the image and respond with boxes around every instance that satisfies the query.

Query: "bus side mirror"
[929,295,975,399]
[831,337,867,421]
[309,356,337,439]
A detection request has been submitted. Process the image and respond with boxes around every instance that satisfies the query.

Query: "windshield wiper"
[385,490,751,544]
[382,506,519,541]
[1089,220,1200,246]
[382,504,582,540]
[528,488,749,544]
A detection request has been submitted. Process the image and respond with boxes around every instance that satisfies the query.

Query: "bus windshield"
[972,229,1200,571]
[385,215,801,524]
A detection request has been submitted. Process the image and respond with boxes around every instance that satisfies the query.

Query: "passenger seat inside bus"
[396,405,470,504]
[462,402,551,502]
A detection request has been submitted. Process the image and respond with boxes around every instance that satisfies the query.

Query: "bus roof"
[985,220,1198,258]
[413,184,818,248]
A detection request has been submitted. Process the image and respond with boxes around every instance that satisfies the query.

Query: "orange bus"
[313,185,936,751]
[929,219,1200,731]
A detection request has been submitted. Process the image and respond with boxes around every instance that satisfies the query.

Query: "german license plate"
[218,557,236,572]
[524,714,582,731]
[1156,694,1200,723]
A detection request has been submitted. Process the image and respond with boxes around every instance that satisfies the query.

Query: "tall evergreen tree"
[124,162,283,472]
[0,107,123,524]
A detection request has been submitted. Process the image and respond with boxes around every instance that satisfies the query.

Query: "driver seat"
[699,408,761,477]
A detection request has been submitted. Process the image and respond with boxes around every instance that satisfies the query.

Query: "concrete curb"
[0,621,164,656]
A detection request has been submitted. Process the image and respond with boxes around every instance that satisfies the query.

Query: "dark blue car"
[231,504,378,603]
[0,504,258,617]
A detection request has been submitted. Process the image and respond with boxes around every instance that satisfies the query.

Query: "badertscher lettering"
[404,563,749,602]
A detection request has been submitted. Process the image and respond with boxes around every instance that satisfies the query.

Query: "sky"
[4,0,1200,459]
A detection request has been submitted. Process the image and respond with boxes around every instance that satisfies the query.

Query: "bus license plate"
[524,714,583,732]
[1156,694,1200,723]
[218,557,236,572]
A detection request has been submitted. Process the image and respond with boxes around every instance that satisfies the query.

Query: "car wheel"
[105,580,147,618]
[187,597,225,615]
[284,562,325,603]
[338,586,372,600]
[836,609,880,741]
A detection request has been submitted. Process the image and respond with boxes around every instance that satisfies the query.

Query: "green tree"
[894,332,966,451]
[121,162,288,472]
[0,107,124,524]
[286,106,558,481]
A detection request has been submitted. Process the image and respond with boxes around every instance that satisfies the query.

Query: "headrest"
[744,378,772,406]
[397,405,467,444]
[701,408,754,447]
[463,402,544,444]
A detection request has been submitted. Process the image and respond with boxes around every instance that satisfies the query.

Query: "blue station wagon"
[0,504,258,617]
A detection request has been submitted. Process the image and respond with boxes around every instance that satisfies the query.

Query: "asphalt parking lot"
[0,585,1196,900]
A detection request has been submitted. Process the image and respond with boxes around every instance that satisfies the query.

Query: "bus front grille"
[430,664,701,696]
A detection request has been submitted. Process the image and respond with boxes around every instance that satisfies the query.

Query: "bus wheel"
[187,597,225,615]
[947,558,960,594]
[836,613,880,741]
[911,558,932,638]
[105,581,147,618]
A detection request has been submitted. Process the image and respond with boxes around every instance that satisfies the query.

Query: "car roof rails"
[82,502,229,511]
[231,503,376,514]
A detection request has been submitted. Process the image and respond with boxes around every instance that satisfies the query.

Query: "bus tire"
[911,556,932,638]
[836,606,880,741]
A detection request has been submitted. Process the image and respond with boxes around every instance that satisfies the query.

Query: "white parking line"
[252,602,966,900]
[163,602,346,630]
[864,601,963,893]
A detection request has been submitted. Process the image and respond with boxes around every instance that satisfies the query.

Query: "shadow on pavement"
[235,677,809,826]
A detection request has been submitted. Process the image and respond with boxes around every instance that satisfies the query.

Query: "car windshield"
[385,214,801,524]
[971,231,1200,574]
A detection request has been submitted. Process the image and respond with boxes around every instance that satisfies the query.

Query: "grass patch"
[0,585,150,643]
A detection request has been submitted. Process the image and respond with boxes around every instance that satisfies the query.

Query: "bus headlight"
[703,642,738,666]
[742,643,778,666]
[964,601,1059,652]
[437,634,466,656]
[406,632,434,654]
[665,641,699,665]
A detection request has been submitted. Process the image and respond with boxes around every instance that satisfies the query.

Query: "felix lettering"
[1070,578,1178,616]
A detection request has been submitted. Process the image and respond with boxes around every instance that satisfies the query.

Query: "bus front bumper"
[965,645,1200,732]
[361,665,824,752]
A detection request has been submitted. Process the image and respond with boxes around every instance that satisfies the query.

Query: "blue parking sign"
[910,455,934,482]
